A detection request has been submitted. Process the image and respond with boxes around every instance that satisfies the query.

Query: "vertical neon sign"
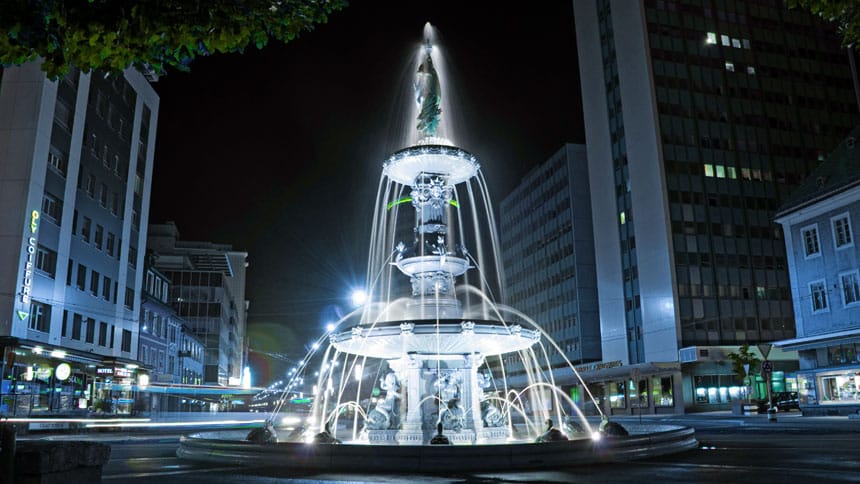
[20,210,40,306]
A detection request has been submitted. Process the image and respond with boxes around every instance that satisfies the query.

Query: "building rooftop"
[776,125,860,218]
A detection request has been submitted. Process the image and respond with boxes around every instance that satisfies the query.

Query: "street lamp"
[351,289,368,307]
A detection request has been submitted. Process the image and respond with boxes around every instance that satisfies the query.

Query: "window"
[704,164,714,177]
[746,66,756,75]
[90,270,100,296]
[93,225,104,250]
[111,192,120,215]
[106,232,116,256]
[81,216,92,242]
[110,324,115,348]
[832,213,853,249]
[42,193,63,222]
[99,183,108,207]
[98,321,108,346]
[48,150,68,176]
[102,275,111,300]
[128,246,137,269]
[801,224,820,258]
[85,174,95,198]
[731,38,741,48]
[76,263,87,290]
[36,245,57,277]
[125,287,134,309]
[86,317,95,343]
[121,329,132,352]
[706,32,717,44]
[810,280,829,313]
[725,61,735,72]
[66,259,74,285]
[721,34,730,46]
[72,313,82,340]
[840,271,860,306]
[29,301,50,333]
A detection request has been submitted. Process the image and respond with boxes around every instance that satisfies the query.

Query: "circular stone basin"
[383,145,479,186]
[329,319,541,359]
[396,255,471,278]
[176,424,697,472]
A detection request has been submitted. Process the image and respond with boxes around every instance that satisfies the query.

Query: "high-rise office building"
[0,62,158,415]
[147,222,248,386]
[574,0,860,410]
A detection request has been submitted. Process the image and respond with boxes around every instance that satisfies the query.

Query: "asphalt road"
[61,413,860,483]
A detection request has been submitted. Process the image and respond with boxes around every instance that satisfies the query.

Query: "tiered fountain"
[177,25,697,472]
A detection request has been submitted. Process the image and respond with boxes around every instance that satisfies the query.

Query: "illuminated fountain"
[177,24,697,471]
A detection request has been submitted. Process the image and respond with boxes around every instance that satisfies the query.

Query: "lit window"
[725,62,735,72]
[721,34,730,46]
[746,66,756,75]
[809,280,828,313]
[731,38,741,48]
[620,211,626,225]
[832,213,853,249]
[706,32,717,44]
[801,224,820,258]
[741,168,751,180]
[715,165,726,178]
[742,39,751,49]
[727,167,737,179]
[704,164,714,177]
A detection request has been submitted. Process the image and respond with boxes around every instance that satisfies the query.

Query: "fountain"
[177,24,697,472]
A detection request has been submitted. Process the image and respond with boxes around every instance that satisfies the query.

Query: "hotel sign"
[20,210,40,307]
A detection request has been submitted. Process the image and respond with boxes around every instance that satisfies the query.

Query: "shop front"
[569,361,684,416]
[0,337,147,417]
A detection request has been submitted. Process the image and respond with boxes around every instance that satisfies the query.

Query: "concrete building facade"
[775,127,860,415]
[147,222,248,386]
[0,62,158,415]
[574,0,859,410]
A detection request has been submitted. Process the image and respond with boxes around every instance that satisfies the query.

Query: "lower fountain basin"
[176,424,697,472]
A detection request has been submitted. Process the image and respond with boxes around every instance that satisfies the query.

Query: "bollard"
[767,407,777,422]
[0,423,17,484]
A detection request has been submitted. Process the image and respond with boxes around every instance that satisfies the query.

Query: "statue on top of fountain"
[414,40,441,139]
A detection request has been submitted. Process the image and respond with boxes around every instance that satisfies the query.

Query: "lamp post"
[743,363,750,403]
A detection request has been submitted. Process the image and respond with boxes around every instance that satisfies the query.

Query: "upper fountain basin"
[383,145,480,186]
[329,319,541,359]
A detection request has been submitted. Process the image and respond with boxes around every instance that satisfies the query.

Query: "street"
[83,413,860,483]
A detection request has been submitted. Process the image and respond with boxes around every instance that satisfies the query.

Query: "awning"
[772,328,860,351]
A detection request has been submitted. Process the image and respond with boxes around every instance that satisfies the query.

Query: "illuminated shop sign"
[96,367,114,375]
[20,210,40,306]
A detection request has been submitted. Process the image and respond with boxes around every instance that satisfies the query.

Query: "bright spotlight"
[326,322,336,332]
[312,342,320,350]
[591,431,602,441]
[351,289,368,307]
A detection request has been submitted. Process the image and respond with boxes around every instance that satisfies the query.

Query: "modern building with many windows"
[500,146,602,366]
[775,127,860,415]
[147,222,249,387]
[0,62,158,415]
[138,264,183,412]
[574,0,859,410]
[500,144,683,414]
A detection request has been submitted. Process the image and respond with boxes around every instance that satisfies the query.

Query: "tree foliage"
[726,344,761,385]
[788,0,860,46]
[0,0,347,80]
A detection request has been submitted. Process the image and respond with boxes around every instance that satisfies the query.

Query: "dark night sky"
[149,1,584,383]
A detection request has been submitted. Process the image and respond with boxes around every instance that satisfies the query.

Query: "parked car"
[756,391,799,412]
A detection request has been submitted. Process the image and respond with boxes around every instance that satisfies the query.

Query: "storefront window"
[819,372,860,404]
[827,344,860,366]
[651,376,674,406]
[632,379,648,407]
[694,375,737,404]
[608,381,626,408]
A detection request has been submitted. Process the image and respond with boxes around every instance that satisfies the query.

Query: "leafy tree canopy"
[726,344,761,385]
[789,0,860,46]
[0,0,347,80]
